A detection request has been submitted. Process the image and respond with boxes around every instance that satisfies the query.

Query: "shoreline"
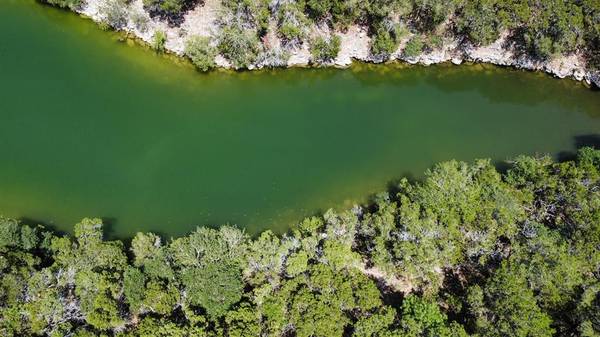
[74,0,600,88]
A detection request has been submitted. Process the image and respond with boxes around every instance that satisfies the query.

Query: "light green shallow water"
[1,0,600,238]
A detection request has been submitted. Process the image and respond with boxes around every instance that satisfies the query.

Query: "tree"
[307,0,331,18]
[411,0,454,31]
[399,295,468,337]
[0,217,21,249]
[285,250,308,277]
[2,148,599,336]
[223,302,260,337]
[456,0,500,46]
[123,267,146,311]
[141,281,179,315]
[181,262,243,318]
[467,262,554,337]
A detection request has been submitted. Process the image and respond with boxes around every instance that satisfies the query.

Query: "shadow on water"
[13,133,600,242]
[347,62,600,118]
[575,134,600,149]
[492,160,514,175]
[19,217,68,237]
[557,134,600,162]
[555,134,600,164]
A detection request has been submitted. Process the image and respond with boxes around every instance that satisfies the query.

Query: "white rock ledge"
[75,0,600,88]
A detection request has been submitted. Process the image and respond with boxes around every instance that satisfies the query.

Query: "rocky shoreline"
[76,0,600,88]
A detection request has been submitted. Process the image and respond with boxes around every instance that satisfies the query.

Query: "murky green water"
[1,0,599,238]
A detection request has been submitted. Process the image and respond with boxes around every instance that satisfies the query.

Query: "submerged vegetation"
[1,148,599,336]
[48,0,600,72]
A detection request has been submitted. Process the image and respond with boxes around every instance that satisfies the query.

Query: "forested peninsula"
[46,0,600,87]
[1,148,600,336]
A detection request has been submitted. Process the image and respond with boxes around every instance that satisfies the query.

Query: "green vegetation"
[184,35,217,71]
[310,35,341,64]
[45,0,600,69]
[152,29,167,52]
[403,35,424,58]
[45,0,82,10]
[371,21,407,59]
[98,0,128,29]
[217,26,260,69]
[143,0,188,15]
[2,148,599,336]
[130,10,150,32]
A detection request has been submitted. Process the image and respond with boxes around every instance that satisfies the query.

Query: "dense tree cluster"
[46,0,600,70]
[1,147,599,336]
[212,0,600,67]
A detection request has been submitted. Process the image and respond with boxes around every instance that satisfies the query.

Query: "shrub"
[370,21,407,59]
[256,47,291,68]
[371,29,397,58]
[221,0,270,33]
[277,4,309,47]
[456,0,500,47]
[143,0,186,15]
[152,30,167,53]
[411,0,453,31]
[184,36,217,72]
[427,35,444,50]
[217,26,260,69]
[306,0,331,18]
[98,0,128,29]
[46,0,81,10]
[310,35,341,64]
[403,35,424,58]
[130,10,150,33]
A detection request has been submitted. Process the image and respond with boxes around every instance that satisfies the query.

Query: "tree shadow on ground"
[146,0,204,27]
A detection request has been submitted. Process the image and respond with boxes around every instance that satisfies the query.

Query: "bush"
[277,4,309,47]
[143,0,186,15]
[456,0,500,46]
[306,0,331,18]
[98,0,128,29]
[256,47,290,68]
[411,0,453,31]
[217,26,260,69]
[427,35,444,50]
[184,36,217,72]
[0,217,20,249]
[371,23,406,59]
[403,35,424,58]
[221,0,270,33]
[152,30,167,53]
[310,35,341,64]
[371,29,397,58]
[46,0,81,10]
[130,10,150,33]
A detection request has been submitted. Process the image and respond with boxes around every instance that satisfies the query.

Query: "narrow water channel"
[1,0,599,238]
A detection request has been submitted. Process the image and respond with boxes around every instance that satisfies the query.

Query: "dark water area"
[1,0,599,238]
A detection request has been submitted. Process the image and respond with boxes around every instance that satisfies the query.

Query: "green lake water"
[1,0,600,238]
